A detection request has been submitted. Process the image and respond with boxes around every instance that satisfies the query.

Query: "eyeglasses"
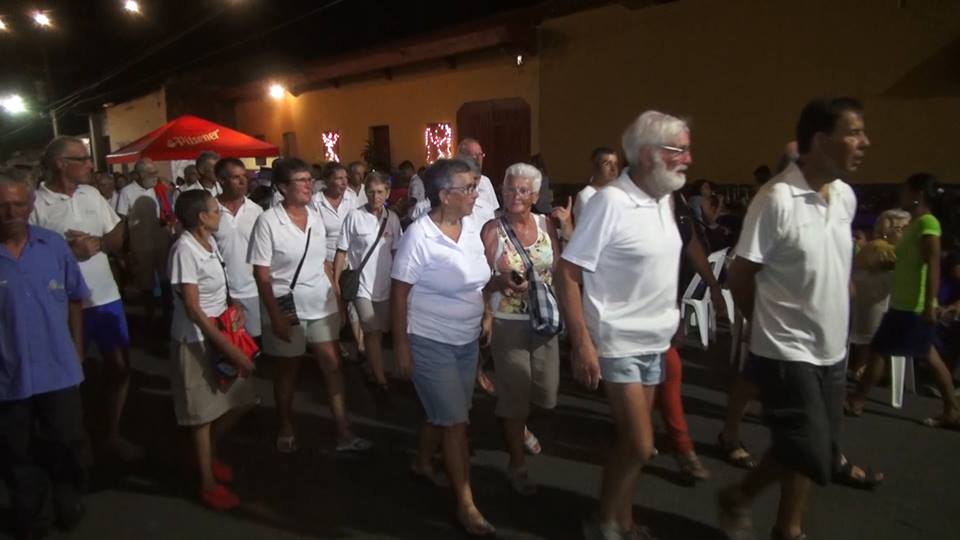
[503,187,534,196]
[657,144,691,156]
[63,155,92,162]
[445,183,478,194]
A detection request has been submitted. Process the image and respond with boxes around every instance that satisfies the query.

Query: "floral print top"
[491,215,555,320]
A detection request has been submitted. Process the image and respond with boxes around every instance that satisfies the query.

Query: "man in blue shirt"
[0,169,90,539]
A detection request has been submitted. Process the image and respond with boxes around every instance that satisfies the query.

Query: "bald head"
[134,158,159,188]
[457,138,484,169]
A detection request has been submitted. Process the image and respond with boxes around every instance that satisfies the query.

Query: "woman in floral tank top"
[480,163,563,496]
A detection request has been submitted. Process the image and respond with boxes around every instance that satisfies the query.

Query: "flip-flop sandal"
[523,429,542,455]
[717,433,757,470]
[276,435,298,454]
[831,461,884,490]
[921,416,960,430]
[336,436,373,453]
[458,512,496,536]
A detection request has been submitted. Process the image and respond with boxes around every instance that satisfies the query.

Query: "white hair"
[621,110,688,167]
[503,162,542,192]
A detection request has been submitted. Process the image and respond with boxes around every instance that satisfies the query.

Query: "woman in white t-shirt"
[334,171,401,394]
[391,159,495,536]
[480,163,561,497]
[168,190,256,511]
[248,158,371,454]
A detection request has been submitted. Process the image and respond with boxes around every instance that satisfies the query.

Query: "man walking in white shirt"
[717,97,870,540]
[31,136,142,461]
[457,138,500,225]
[558,111,690,540]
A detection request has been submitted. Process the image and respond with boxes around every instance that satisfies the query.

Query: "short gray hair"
[453,154,480,175]
[41,136,85,171]
[0,167,36,195]
[133,158,155,176]
[424,158,473,207]
[195,151,220,168]
[457,138,480,155]
[503,162,542,193]
[364,170,390,190]
[621,110,688,167]
[875,209,910,238]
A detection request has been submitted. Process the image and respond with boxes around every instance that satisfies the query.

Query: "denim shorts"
[83,300,130,354]
[599,352,666,385]
[408,334,479,426]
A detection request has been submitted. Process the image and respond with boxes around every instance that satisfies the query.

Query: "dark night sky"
[0,0,563,155]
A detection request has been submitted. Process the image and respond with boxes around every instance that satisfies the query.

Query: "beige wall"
[104,88,173,179]
[234,53,540,168]
[539,0,960,184]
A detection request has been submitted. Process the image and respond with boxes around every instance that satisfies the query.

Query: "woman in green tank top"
[847,174,959,428]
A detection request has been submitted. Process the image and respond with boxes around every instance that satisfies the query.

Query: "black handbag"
[339,215,389,302]
[275,227,311,325]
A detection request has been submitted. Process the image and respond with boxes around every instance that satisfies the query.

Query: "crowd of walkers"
[1,96,959,540]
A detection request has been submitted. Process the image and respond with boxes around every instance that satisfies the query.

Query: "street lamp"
[123,1,141,14]
[32,11,52,28]
[0,18,7,31]
[1,95,27,114]
[269,83,285,100]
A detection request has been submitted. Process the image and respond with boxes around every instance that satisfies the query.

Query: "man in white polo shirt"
[717,97,869,540]
[30,136,142,461]
[195,151,223,197]
[457,138,500,225]
[558,111,689,540]
[212,157,264,338]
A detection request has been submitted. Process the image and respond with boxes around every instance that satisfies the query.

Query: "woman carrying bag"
[334,171,402,395]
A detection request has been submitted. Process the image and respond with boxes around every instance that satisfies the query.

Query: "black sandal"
[717,433,758,470]
[832,461,884,491]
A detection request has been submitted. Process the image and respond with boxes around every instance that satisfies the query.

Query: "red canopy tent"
[106,115,278,165]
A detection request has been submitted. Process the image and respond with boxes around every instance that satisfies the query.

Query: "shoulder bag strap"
[289,227,311,291]
[499,215,534,273]
[355,214,389,274]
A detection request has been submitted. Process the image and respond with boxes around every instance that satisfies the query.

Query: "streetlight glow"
[1,95,27,115]
[269,83,285,100]
[0,18,7,31]
[123,1,141,14]
[32,11,52,27]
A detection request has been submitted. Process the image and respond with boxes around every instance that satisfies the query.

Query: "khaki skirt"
[170,340,257,426]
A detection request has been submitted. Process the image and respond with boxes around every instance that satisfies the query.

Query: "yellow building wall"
[234,54,540,168]
[539,0,960,184]
[104,88,174,179]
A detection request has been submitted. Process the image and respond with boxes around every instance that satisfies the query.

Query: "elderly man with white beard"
[558,110,690,540]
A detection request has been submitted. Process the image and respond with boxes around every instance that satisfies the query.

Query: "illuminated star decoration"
[322,131,341,163]
[424,122,453,164]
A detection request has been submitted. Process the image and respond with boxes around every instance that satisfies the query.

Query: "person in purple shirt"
[0,170,90,539]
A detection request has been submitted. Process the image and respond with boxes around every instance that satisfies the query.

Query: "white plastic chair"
[682,248,730,348]
[889,355,916,409]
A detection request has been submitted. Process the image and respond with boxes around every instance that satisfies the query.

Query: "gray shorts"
[409,334,479,426]
[262,313,341,358]
[354,298,390,333]
[600,352,666,385]
[490,318,559,419]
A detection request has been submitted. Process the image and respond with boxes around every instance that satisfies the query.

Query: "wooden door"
[367,125,391,172]
[457,98,531,190]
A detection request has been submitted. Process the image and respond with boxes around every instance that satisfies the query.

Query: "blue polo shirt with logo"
[0,225,89,401]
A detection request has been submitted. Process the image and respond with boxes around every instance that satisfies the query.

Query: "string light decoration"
[321,131,341,162]
[424,122,453,164]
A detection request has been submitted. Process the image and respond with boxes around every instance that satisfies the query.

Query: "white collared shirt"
[247,205,337,320]
[337,207,402,301]
[212,197,263,299]
[391,215,490,345]
[472,174,500,226]
[408,175,425,203]
[562,170,682,358]
[573,183,597,220]
[348,185,368,206]
[116,181,159,218]
[169,233,228,343]
[735,162,856,365]
[312,190,359,261]
[30,183,122,308]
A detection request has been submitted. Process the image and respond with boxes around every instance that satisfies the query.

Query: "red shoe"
[211,459,234,483]
[200,484,240,510]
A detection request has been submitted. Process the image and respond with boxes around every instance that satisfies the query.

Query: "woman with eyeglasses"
[847,173,959,428]
[248,158,371,454]
[479,163,561,496]
[391,158,496,536]
[168,190,257,510]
